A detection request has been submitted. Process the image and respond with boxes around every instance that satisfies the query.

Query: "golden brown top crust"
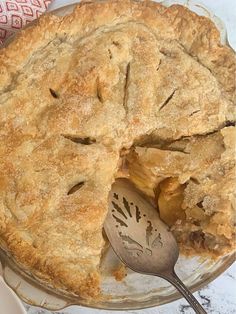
[0,0,235,298]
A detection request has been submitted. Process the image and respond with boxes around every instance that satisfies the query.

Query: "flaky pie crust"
[0,0,235,298]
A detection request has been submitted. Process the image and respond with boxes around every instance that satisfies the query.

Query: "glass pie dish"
[0,0,235,311]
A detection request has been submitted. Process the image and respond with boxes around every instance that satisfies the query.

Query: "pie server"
[104,178,207,314]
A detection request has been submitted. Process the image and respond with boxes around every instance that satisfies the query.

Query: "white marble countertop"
[22,0,236,313]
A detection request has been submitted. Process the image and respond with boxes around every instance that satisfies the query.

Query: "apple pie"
[0,0,235,299]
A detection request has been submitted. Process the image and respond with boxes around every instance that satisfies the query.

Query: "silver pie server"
[104,178,207,314]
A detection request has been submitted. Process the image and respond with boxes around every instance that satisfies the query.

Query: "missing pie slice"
[0,0,235,298]
[127,127,235,256]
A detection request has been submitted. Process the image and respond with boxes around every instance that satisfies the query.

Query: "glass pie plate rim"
[0,0,235,311]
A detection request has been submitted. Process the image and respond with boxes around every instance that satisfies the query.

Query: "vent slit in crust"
[96,77,104,103]
[123,62,130,114]
[189,109,200,117]
[156,59,162,71]
[159,89,177,111]
[49,88,59,98]
[68,182,85,195]
[108,48,112,59]
[62,135,96,145]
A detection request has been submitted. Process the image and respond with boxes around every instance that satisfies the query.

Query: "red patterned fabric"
[0,0,52,45]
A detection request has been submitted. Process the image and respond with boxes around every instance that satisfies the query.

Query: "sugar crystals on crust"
[0,0,235,298]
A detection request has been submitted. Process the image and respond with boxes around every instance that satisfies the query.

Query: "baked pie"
[0,0,235,299]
